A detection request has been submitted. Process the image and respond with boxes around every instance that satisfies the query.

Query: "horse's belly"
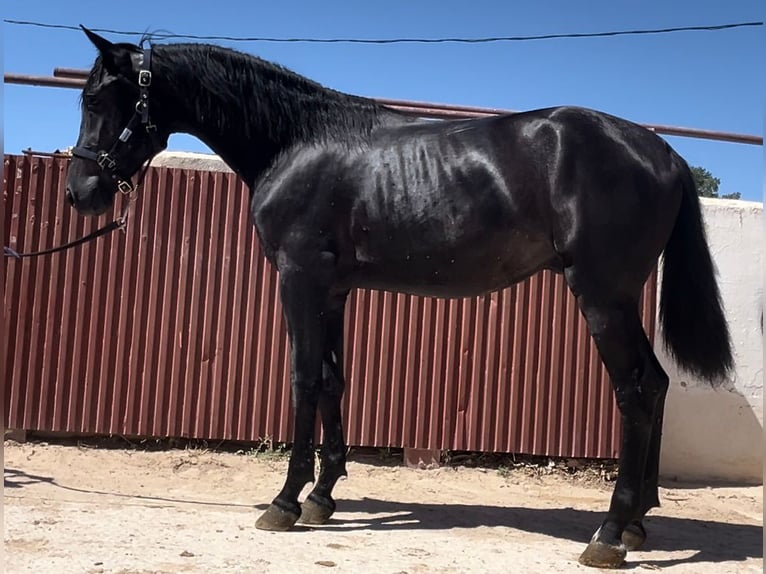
[346,231,560,298]
[340,148,557,296]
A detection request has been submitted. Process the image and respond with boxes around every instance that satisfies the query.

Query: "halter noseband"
[72,45,159,195]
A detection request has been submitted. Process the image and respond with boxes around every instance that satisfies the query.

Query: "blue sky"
[4,1,763,200]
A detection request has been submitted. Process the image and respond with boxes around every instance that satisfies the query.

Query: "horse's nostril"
[65,188,75,205]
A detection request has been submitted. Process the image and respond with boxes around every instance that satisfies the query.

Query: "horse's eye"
[83,93,99,110]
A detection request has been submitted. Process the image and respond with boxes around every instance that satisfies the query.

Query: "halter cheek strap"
[72,46,158,195]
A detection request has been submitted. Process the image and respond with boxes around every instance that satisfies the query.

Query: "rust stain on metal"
[3,154,658,458]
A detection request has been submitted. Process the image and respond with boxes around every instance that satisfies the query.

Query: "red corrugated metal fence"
[3,154,657,458]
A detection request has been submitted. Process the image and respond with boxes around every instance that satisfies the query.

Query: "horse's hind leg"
[300,292,349,525]
[622,349,669,551]
[572,291,669,568]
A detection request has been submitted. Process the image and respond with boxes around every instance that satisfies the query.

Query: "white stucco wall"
[656,199,763,484]
[152,150,232,173]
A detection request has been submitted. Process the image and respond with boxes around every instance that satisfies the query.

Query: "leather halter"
[72,46,159,195]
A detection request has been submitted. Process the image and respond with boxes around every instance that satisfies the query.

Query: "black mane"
[156,43,392,145]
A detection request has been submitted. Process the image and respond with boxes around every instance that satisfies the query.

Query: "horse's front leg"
[255,262,328,531]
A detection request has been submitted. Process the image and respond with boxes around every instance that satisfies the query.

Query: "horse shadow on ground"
[4,468,55,489]
[7,466,759,568]
[254,496,761,570]
[3,467,256,509]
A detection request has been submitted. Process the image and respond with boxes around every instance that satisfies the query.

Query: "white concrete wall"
[152,150,232,173]
[657,199,763,485]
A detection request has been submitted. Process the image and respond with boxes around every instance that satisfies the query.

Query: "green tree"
[690,166,721,198]
[690,166,740,200]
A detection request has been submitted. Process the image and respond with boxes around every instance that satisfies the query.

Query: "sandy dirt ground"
[4,440,762,574]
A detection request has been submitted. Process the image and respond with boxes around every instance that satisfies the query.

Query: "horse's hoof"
[255,503,301,531]
[299,495,336,525]
[578,540,627,569]
[621,521,647,551]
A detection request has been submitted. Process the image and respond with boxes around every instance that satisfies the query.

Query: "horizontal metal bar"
[52,67,89,79]
[5,72,763,145]
[5,74,86,89]
[376,97,513,117]
[21,149,72,158]
[373,97,765,145]
[639,123,762,145]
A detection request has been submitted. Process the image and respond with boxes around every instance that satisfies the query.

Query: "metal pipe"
[21,149,72,158]
[5,72,763,145]
[377,97,764,144]
[381,105,496,120]
[5,73,86,89]
[375,97,512,117]
[640,123,762,145]
[52,67,89,79]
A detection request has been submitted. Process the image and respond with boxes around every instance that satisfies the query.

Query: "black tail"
[659,155,733,382]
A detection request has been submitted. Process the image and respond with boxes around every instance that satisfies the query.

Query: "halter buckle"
[117,180,135,195]
[97,152,116,170]
[138,70,152,87]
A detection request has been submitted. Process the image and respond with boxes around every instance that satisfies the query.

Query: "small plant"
[377,447,396,461]
[241,437,291,461]
[497,465,512,479]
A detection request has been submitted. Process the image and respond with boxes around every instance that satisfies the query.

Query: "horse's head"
[66,27,168,215]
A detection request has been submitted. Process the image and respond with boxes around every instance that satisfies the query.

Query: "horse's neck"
[155,46,394,187]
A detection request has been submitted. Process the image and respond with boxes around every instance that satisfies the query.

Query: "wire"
[3,18,763,44]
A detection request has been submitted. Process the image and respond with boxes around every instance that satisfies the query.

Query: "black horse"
[66,28,732,568]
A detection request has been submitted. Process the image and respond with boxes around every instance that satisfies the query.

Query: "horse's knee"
[613,369,666,422]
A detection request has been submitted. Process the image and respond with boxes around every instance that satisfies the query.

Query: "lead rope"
[3,184,140,259]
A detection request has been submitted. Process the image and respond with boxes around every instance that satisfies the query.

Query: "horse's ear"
[81,25,114,54]
[80,25,136,76]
